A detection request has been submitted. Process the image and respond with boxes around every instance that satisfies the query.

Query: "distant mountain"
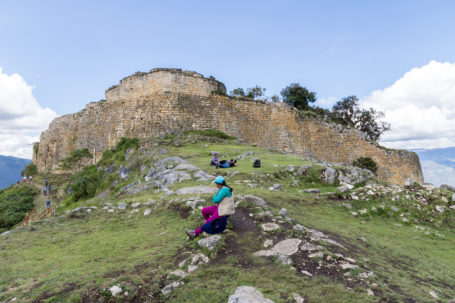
[412,147,455,186]
[0,155,32,189]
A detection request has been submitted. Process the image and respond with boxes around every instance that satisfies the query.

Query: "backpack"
[218,192,235,216]
[201,217,229,234]
[253,159,261,168]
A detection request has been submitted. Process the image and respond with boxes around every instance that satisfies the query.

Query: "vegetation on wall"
[352,156,378,174]
[60,148,93,172]
[21,163,38,177]
[184,129,236,140]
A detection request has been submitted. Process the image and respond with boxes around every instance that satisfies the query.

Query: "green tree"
[331,96,391,141]
[280,83,317,110]
[246,85,266,99]
[230,88,246,97]
[353,157,378,174]
[60,148,93,172]
[270,94,281,103]
[21,163,38,176]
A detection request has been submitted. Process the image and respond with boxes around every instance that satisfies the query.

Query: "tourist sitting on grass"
[218,159,237,168]
[210,153,220,168]
[186,176,234,239]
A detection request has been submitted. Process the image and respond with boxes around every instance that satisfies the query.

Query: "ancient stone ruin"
[33,68,423,184]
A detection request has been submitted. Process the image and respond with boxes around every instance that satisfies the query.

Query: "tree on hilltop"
[230,85,266,100]
[280,83,317,110]
[331,95,391,141]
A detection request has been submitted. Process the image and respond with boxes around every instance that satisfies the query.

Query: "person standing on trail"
[43,185,47,196]
[45,177,48,186]
[186,176,234,239]
[29,175,32,183]
[46,199,50,209]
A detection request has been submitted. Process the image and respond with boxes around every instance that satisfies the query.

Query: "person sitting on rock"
[210,153,220,168]
[186,176,233,239]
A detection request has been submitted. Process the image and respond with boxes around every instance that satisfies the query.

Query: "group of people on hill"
[210,153,237,168]
[17,175,32,185]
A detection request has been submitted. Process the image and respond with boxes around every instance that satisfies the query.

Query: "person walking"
[43,185,47,196]
[186,176,233,239]
[46,199,50,209]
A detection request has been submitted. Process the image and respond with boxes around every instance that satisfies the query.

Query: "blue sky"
[1,0,455,189]
[1,0,455,115]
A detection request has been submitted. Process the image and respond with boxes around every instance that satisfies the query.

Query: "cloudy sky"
[1,1,455,167]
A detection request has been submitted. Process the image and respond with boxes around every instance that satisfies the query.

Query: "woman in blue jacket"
[186,176,233,239]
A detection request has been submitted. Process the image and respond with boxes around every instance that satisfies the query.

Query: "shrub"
[352,157,378,174]
[65,165,102,205]
[21,163,38,176]
[0,185,38,232]
[184,130,236,140]
[99,137,140,165]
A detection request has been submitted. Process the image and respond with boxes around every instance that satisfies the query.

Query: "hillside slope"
[1,134,454,302]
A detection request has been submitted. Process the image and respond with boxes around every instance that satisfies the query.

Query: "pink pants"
[194,205,221,235]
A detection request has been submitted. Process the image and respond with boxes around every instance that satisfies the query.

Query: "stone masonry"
[33,68,423,185]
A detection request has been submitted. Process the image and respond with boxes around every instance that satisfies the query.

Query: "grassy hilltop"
[0,132,454,303]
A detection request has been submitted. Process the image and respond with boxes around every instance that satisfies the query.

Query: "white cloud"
[0,68,57,159]
[420,160,455,187]
[317,96,337,109]
[360,60,455,149]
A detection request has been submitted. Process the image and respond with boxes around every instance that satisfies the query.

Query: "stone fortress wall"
[33,68,423,185]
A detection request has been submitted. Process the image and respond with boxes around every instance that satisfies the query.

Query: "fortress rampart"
[33,69,423,185]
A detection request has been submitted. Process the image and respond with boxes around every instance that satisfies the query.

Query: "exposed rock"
[367,289,374,296]
[105,165,115,174]
[308,251,324,258]
[301,270,313,277]
[300,242,323,252]
[227,286,275,303]
[276,254,292,265]
[340,263,358,270]
[119,165,130,179]
[118,203,127,210]
[452,193,455,201]
[325,167,337,184]
[337,185,351,193]
[293,293,305,303]
[254,239,301,257]
[243,195,269,210]
[261,223,280,232]
[176,186,216,195]
[197,235,222,250]
[144,199,155,206]
[131,202,141,208]
[428,290,439,299]
[161,281,183,296]
[130,209,139,214]
[109,285,122,297]
[342,203,352,209]
[193,170,213,181]
[169,270,186,279]
[405,178,416,186]
[1,230,11,236]
[143,209,152,216]
[436,205,445,213]
[174,163,199,171]
[272,183,283,191]
[264,239,274,248]
[304,189,320,194]
[287,165,297,172]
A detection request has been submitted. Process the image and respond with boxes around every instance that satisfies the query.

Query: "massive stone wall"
[33,69,423,185]
[105,68,226,101]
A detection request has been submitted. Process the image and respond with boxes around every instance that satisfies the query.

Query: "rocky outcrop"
[33,68,423,185]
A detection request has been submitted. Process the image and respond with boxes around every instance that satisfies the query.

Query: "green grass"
[1,137,454,302]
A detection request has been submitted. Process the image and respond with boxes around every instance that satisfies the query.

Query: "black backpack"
[253,159,261,168]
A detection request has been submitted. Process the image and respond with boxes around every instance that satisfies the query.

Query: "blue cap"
[213,176,225,184]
